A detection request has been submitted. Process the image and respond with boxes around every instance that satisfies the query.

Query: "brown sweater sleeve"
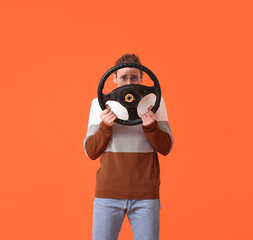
[85,121,113,160]
[143,121,173,156]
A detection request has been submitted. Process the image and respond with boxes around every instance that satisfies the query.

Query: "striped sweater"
[83,94,174,199]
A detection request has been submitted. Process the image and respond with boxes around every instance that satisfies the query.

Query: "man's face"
[114,67,142,87]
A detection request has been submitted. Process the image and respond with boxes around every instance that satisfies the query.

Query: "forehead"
[116,67,141,76]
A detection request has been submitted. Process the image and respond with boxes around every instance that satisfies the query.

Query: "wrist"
[143,121,157,132]
[100,121,113,131]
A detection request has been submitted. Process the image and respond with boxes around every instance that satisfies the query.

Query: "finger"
[104,112,117,120]
[104,111,115,118]
[107,113,117,121]
[100,108,110,117]
[142,113,156,126]
[145,112,152,118]
[107,111,114,115]
[106,114,118,125]
[141,115,149,126]
[101,111,113,119]
[146,111,156,120]
[106,104,111,110]
[147,105,153,111]
[111,115,118,122]
[141,114,148,122]
[141,113,149,119]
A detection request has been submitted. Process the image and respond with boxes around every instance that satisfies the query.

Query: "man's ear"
[113,73,117,83]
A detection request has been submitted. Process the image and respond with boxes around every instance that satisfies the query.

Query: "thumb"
[147,105,153,111]
[106,104,111,110]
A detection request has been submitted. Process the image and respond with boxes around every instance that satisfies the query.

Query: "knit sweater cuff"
[143,121,158,132]
[99,121,113,132]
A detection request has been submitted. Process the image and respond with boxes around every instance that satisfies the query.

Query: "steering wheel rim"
[98,63,161,126]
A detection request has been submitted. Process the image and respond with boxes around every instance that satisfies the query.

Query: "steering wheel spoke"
[137,85,156,98]
[102,93,110,103]
[127,108,140,120]
[103,90,118,103]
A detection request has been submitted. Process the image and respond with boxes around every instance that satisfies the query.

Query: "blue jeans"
[92,197,161,240]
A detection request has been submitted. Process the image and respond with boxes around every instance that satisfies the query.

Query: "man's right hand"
[100,104,118,126]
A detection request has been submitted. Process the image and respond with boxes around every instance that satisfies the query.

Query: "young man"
[83,54,174,240]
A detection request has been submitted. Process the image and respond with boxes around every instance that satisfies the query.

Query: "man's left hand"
[141,105,157,127]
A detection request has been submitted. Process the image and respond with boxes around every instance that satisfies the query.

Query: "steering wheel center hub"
[125,93,135,103]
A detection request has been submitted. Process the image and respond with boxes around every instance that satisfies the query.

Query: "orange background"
[0,0,253,239]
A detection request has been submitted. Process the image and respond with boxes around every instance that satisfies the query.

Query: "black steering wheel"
[98,63,161,126]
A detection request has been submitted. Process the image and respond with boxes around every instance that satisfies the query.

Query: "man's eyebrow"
[120,74,138,77]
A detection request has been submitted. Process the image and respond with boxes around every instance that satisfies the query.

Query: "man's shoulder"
[90,98,101,110]
[88,98,102,126]
[91,97,98,104]
[160,96,166,108]
[155,95,169,121]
